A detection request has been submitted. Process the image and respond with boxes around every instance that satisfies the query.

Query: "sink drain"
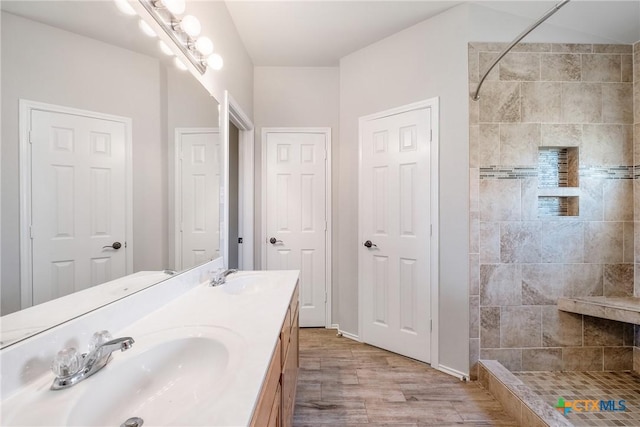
[121,417,144,427]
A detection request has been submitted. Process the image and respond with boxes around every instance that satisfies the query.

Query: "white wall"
[339,5,472,374]
[0,12,166,315]
[253,66,340,320]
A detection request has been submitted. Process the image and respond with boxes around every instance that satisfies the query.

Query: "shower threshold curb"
[478,360,573,426]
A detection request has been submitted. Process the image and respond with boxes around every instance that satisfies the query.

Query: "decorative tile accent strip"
[480,165,634,180]
[579,166,634,180]
[479,166,537,179]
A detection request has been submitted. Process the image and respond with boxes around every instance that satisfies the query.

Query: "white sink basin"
[1,326,245,426]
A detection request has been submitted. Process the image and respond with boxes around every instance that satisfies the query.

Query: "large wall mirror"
[0,1,222,347]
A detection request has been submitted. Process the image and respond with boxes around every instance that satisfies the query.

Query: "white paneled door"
[30,109,128,305]
[359,105,432,363]
[177,129,221,270]
[264,130,329,327]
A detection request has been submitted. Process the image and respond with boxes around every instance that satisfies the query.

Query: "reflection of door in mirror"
[26,103,132,306]
[175,129,221,270]
[228,122,240,269]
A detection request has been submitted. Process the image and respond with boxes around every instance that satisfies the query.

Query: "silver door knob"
[363,240,377,248]
[103,242,122,250]
[269,237,283,245]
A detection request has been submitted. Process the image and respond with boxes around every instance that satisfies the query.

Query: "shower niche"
[537,147,579,217]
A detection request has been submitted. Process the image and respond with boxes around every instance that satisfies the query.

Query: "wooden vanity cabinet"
[251,284,299,427]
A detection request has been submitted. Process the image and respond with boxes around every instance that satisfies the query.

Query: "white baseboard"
[329,324,339,329]
[438,364,469,381]
[337,329,361,342]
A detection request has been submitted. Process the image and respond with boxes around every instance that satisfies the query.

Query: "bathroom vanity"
[0,261,300,426]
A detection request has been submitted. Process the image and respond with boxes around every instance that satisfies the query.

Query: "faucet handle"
[88,330,113,352]
[51,348,81,378]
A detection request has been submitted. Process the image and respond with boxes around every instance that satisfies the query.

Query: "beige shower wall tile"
[499,123,540,166]
[521,178,538,221]
[469,253,480,295]
[479,81,521,123]
[469,125,479,168]
[584,221,624,263]
[500,221,542,263]
[541,221,584,263]
[470,97,479,125]
[522,348,562,371]
[579,178,604,221]
[581,124,632,166]
[603,83,633,124]
[540,53,581,81]
[470,211,479,254]
[522,264,565,305]
[621,54,633,82]
[541,124,581,147]
[480,221,500,263]
[470,295,480,339]
[478,124,499,165]
[500,52,540,81]
[635,124,640,165]
[479,179,521,221]
[542,306,583,347]
[469,338,479,380]
[512,43,551,53]
[623,222,634,263]
[604,347,633,371]
[480,306,500,348]
[604,180,633,221]
[593,44,632,54]
[634,83,640,124]
[468,46,479,84]
[521,82,561,123]
[584,316,625,346]
[634,46,640,83]
[562,347,603,371]
[478,51,500,82]
[603,263,634,297]
[480,264,522,306]
[479,348,522,372]
[552,44,593,53]
[565,263,603,297]
[470,168,479,212]
[500,306,542,348]
[635,182,640,222]
[582,54,621,82]
[561,83,602,123]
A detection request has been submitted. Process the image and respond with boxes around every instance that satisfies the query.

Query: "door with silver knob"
[264,129,329,328]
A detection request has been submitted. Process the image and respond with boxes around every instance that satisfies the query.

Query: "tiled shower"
[469,41,640,424]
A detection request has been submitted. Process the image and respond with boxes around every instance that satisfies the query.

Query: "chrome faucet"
[210,268,238,286]
[50,331,134,390]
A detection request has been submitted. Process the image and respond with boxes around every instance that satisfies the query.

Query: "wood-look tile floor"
[293,328,517,426]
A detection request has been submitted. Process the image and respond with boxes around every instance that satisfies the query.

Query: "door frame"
[220,91,255,270]
[173,127,220,270]
[19,99,134,309]
[357,98,440,369]
[261,127,333,328]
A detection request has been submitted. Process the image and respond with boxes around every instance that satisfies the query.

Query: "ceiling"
[224,1,461,66]
[2,1,639,69]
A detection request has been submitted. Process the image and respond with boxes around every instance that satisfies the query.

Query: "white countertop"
[0,269,299,426]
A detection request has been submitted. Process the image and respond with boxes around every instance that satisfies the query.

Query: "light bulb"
[195,37,214,56]
[114,0,136,16]
[206,53,223,70]
[180,15,201,38]
[174,57,188,71]
[159,0,185,15]
[138,20,156,37]
[159,40,174,56]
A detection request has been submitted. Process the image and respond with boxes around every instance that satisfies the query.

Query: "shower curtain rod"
[472,0,571,101]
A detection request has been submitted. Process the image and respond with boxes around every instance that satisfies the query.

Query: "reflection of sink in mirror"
[222,273,267,295]
[1,326,245,427]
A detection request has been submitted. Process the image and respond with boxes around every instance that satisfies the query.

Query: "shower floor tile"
[514,371,640,426]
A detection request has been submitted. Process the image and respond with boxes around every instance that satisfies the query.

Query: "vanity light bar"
[137,0,208,74]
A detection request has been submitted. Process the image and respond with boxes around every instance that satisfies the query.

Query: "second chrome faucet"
[209,268,238,287]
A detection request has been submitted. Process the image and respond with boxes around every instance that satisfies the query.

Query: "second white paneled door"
[359,102,433,363]
[263,129,330,327]
[29,106,129,306]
